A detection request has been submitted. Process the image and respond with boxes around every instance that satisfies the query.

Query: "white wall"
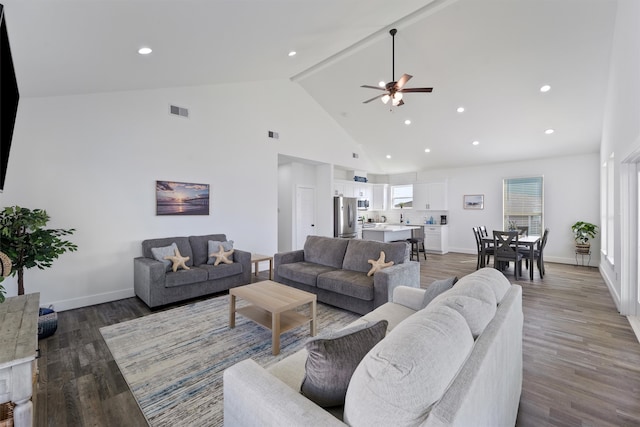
[0,79,371,310]
[600,0,640,309]
[380,153,599,264]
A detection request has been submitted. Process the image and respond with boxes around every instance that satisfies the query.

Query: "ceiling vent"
[169,105,189,118]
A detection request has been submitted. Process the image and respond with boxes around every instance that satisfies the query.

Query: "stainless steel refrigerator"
[334,196,357,238]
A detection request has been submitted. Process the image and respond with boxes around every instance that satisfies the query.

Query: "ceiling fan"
[361,28,433,107]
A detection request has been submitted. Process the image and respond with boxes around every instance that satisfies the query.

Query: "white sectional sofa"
[223,267,523,426]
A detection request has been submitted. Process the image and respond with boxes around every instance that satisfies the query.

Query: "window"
[601,154,615,264]
[390,185,413,209]
[503,176,543,235]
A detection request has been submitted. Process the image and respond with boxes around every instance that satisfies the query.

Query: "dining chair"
[473,227,494,269]
[519,228,549,278]
[517,226,529,237]
[479,225,489,237]
[493,230,523,279]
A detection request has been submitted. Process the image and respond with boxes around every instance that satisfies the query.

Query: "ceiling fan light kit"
[361,28,433,107]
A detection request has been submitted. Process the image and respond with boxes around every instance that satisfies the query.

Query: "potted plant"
[0,206,77,336]
[571,221,598,253]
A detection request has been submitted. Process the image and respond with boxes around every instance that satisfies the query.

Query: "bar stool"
[407,236,426,261]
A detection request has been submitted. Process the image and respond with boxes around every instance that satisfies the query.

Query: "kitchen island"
[361,225,420,242]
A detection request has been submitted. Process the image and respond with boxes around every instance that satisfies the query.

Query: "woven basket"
[0,402,14,427]
[38,307,58,339]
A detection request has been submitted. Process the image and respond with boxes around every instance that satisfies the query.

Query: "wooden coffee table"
[229,280,317,355]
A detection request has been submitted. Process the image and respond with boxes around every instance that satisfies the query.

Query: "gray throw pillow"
[421,276,458,309]
[207,240,234,264]
[150,242,178,272]
[301,320,388,407]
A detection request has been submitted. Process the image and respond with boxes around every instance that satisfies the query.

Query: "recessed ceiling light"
[472,140,480,146]
[404,119,411,125]
[456,107,465,113]
[378,81,386,88]
[544,129,554,134]
[540,85,551,93]
[288,51,297,57]
[424,148,431,153]
[138,47,152,55]
[386,155,391,159]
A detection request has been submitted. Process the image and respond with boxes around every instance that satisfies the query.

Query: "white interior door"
[295,186,316,250]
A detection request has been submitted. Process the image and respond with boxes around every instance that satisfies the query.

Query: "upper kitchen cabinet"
[371,184,387,210]
[413,182,448,210]
[334,180,371,200]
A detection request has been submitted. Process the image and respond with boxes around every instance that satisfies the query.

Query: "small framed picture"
[464,194,484,210]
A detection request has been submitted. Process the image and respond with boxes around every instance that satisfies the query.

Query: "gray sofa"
[224,267,523,426]
[274,236,420,315]
[134,234,251,308]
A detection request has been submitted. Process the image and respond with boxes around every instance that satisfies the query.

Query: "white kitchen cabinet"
[371,184,387,210]
[413,182,448,210]
[423,225,449,254]
[334,180,372,200]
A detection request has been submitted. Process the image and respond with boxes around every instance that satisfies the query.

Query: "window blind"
[503,176,544,235]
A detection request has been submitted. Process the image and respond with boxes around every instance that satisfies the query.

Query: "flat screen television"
[0,4,19,192]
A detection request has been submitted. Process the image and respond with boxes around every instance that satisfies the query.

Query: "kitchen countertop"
[363,222,447,228]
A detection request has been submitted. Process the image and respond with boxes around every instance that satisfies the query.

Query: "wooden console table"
[0,293,39,427]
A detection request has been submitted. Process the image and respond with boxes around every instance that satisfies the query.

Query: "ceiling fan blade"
[399,87,433,93]
[362,94,386,103]
[395,74,413,89]
[360,85,386,91]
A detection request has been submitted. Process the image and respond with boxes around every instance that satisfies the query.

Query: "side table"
[250,254,273,280]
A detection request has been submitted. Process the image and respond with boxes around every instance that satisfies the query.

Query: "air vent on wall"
[169,105,189,118]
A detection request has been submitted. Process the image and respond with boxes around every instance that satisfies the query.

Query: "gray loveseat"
[134,234,251,308]
[224,267,523,426]
[274,236,420,315]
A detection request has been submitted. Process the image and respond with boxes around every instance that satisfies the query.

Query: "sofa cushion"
[344,305,474,426]
[207,240,234,264]
[277,262,338,287]
[421,276,458,309]
[317,270,374,301]
[188,234,227,265]
[303,236,350,269]
[429,280,497,338]
[198,262,243,280]
[457,267,511,303]
[143,236,193,267]
[150,242,178,272]
[342,239,407,273]
[164,267,208,288]
[301,320,388,407]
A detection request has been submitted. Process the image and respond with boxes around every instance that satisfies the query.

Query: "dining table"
[481,234,541,280]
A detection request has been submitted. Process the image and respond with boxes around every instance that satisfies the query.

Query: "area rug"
[100,294,359,427]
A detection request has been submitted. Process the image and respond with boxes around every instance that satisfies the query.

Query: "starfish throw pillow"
[164,248,191,272]
[367,251,394,277]
[211,245,235,266]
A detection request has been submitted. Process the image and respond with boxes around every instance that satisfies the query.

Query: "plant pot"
[575,243,591,254]
[38,307,58,339]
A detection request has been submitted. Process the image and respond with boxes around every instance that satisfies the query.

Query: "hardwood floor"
[33,253,640,426]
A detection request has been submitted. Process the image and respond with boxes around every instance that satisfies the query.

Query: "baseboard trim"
[628,316,640,344]
[46,288,136,312]
[446,249,598,267]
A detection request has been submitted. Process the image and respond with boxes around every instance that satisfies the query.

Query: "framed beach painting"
[463,194,484,210]
[156,181,210,215]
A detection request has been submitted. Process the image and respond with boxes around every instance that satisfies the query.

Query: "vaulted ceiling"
[1,0,618,174]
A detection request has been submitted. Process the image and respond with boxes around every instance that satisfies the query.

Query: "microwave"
[357,200,370,210]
